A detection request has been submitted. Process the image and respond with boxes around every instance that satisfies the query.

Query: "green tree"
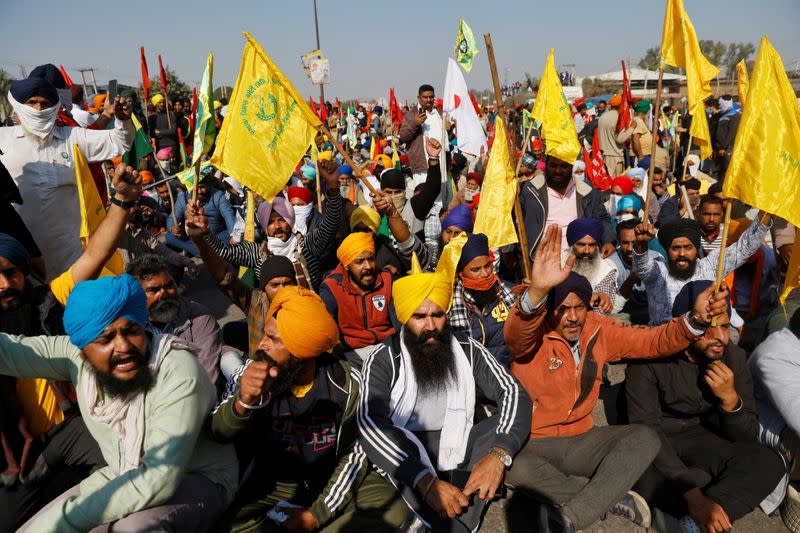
[699,40,727,68]
[638,47,680,74]
[0,69,12,121]
[723,42,756,79]
[143,66,192,105]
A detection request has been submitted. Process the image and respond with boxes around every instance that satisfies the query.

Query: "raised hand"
[692,283,730,324]
[528,225,574,305]
[370,189,395,216]
[414,108,427,126]
[111,164,141,203]
[318,159,341,191]
[234,359,279,416]
[426,137,442,159]
[633,222,656,253]
[184,200,209,238]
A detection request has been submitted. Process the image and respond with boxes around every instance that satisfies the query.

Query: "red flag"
[59,65,74,87]
[309,97,319,118]
[140,47,151,102]
[335,97,341,109]
[158,54,168,95]
[189,87,197,135]
[585,129,612,190]
[319,96,328,121]
[469,90,481,115]
[389,88,402,131]
[616,60,632,134]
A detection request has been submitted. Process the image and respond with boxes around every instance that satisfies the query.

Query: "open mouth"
[113,356,142,374]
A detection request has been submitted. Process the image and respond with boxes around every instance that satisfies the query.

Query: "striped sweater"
[205,191,343,292]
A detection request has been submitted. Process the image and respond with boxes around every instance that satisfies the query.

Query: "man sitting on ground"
[357,265,531,532]
[2,274,237,531]
[563,218,617,315]
[503,225,729,532]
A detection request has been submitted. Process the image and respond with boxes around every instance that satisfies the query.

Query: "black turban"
[547,272,593,312]
[658,219,701,251]
[9,77,58,106]
[259,255,297,291]
[379,168,405,190]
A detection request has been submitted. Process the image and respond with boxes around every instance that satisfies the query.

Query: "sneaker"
[608,490,652,528]
[543,505,577,533]
[678,515,702,533]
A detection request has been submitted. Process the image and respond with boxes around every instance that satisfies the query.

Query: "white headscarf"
[8,91,59,139]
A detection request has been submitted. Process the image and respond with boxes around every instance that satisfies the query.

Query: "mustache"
[0,288,22,299]
[109,346,147,368]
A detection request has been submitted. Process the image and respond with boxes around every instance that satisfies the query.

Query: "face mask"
[608,193,622,217]
[8,92,59,139]
[464,188,479,202]
[292,204,314,236]
[615,213,637,224]
[391,195,407,213]
[688,165,698,177]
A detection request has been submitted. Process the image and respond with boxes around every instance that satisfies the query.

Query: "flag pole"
[644,61,665,223]
[484,32,532,280]
[710,200,733,326]
[319,123,377,194]
[670,111,681,174]
[152,157,178,223]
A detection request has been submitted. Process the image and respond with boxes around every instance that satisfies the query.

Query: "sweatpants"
[0,412,105,531]
[223,470,407,533]
[634,424,785,521]
[19,472,229,532]
[506,424,661,529]
[391,415,503,533]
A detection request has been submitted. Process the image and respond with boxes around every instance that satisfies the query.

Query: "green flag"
[192,52,216,167]
[454,19,479,73]
[121,114,154,170]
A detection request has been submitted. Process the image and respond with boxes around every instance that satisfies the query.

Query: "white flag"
[443,58,487,156]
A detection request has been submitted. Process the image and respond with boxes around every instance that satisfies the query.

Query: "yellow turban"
[337,232,375,268]
[151,94,164,107]
[349,206,381,234]
[318,150,333,161]
[375,154,392,168]
[392,272,452,325]
[267,286,339,358]
[213,100,222,111]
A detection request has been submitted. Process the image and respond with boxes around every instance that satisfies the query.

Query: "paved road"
[183,263,790,533]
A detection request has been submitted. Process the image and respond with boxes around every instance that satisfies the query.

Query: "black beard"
[255,350,306,397]
[352,269,376,291]
[92,346,153,397]
[668,257,698,280]
[0,288,23,312]
[403,324,457,395]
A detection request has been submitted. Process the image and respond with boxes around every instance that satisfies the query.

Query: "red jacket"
[320,264,398,349]
[504,300,699,439]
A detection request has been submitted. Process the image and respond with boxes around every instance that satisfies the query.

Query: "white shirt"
[0,120,134,280]
[70,104,97,128]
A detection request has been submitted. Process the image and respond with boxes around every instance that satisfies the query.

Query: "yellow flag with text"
[660,0,719,159]
[211,32,322,202]
[721,36,800,302]
[736,60,749,105]
[531,48,581,164]
[473,117,519,249]
[74,145,123,275]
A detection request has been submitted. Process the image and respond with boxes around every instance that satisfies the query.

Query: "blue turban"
[626,167,647,182]
[547,271,593,312]
[29,64,67,89]
[566,217,604,246]
[616,195,642,213]
[9,77,58,107]
[63,274,148,349]
[457,233,489,272]
[300,165,316,180]
[672,280,730,318]
[338,165,353,177]
[0,233,31,275]
[442,204,474,234]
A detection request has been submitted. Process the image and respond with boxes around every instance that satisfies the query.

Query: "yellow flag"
[784,228,800,304]
[736,60,749,106]
[721,36,800,301]
[530,48,581,164]
[473,117,519,249]
[211,32,322,202]
[660,0,719,159]
[73,145,123,275]
[435,232,468,312]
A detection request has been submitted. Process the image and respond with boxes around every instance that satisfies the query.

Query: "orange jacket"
[504,301,699,439]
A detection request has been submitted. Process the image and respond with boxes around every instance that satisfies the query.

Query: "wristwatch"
[109,195,136,209]
[687,311,710,331]
[489,448,512,468]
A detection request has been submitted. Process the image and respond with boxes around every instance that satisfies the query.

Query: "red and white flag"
[443,58,486,156]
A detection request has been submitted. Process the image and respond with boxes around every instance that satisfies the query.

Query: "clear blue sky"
[1,0,798,103]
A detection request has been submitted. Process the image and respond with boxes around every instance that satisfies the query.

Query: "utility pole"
[78,68,98,94]
[18,65,27,78]
[313,0,325,103]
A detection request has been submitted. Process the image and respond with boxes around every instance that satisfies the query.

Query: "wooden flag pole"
[152,158,177,223]
[484,32,532,280]
[164,93,173,130]
[670,112,681,175]
[191,160,200,203]
[710,200,733,326]
[643,62,665,223]
[319,123,377,194]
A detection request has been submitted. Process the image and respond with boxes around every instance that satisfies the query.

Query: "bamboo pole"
[484,32,532,280]
[643,63,665,223]
[711,201,733,326]
[319,123,377,194]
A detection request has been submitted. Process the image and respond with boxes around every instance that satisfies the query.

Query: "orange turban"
[392,272,452,325]
[139,170,154,185]
[337,232,375,268]
[267,286,339,358]
[91,94,107,113]
[609,95,622,107]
